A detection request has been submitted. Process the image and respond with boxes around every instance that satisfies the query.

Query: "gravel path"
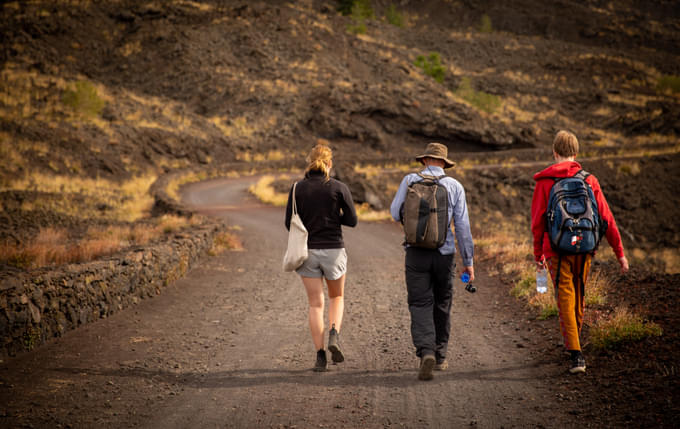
[0,176,576,428]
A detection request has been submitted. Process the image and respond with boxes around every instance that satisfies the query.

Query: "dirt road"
[0,176,578,428]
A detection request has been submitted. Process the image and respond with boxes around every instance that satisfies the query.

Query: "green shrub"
[62,80,105,118]
[347,21,367,34]
[657,75,680,94]
[480,14,493,33]
[414,52,446,83]
[337,0,354,15]
[510,274,533,298]
[344,0,374,34]
[352,0,374,19]
[385,4,403,27]
[456,77,501,113]
[538,306,558,320]
[589,307,663,349]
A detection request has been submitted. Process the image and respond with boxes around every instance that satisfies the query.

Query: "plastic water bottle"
[536,267,548,294]
[461,272,476,293]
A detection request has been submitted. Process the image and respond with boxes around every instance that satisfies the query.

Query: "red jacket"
[531,161,625,262]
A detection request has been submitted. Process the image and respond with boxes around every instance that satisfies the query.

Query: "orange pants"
[548,254,592,351]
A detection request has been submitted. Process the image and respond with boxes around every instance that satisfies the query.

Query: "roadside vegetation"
[385,4,404,27]
[589,306,663,349]
[456,77,502,113]
[342,0,374,34]
[479,14,493,33]
[6,173,157,222]
[474,213,662,350]
[0,215,203,269]
[414,52,446,83]
[248,173,391,221]
[248,175,290,207]
[61,80,106,118]
[209,227,244,255]
[656,75,680,94]
[341,1,406,34]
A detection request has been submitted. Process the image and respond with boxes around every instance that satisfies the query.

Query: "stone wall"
[0,222,221,357]
[0,160,307,358]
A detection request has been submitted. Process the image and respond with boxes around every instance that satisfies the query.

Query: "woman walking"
[285,143,357,371]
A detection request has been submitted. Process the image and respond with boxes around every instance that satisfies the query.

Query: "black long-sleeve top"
[285,170,358,249]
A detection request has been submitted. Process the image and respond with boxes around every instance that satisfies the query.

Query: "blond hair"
[305,143,332,181]
[553,130,579,157]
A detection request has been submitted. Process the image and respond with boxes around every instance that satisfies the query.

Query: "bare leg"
[326,275,345,332]
[301,276,325,350]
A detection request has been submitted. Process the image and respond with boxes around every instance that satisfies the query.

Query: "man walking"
[531,130,629,374]
[390,142,475,381]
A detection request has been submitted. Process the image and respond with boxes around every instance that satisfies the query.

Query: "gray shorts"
[296,248,347,280]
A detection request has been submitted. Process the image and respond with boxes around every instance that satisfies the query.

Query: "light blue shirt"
[390,166,474,266]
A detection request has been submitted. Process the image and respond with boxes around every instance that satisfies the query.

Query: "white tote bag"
[282,182,308,272]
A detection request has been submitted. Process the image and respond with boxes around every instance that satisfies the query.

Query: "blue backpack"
[546,170,606,254]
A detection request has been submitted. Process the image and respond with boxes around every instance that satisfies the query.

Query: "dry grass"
[476,213,531,276]
[509,266,557,319]
[155,214,202,233]
[356,203,392,221]
[247,175,391,222]
[477,213,664,348]
[0,215,202,269]
[209,229,244,255]
[166,169,247,201]
[589,306,663,349]
[236,150,288,163]
[3,172,157,222]
[248,175,289,207]
[630,247,680,274]
[477,213,610,321]
[618,161,641,175]
[509,267,536,299]
[531,293,558,320]
[0,227,121,268]
[585,269,610,306]
[166,171,210,201]
[354,162,416,178]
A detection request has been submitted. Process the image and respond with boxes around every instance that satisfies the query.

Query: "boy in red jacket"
[531,130,629,374]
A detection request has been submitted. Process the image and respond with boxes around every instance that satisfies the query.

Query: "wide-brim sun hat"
[415,142,455,169]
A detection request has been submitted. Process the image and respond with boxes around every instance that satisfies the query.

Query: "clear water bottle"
[536,267,548,294]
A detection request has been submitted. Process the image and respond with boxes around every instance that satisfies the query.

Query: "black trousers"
[405,247,456,361]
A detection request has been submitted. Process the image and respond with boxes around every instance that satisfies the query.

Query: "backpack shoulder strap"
[551,170,590,183]
[416,173,446,182]
[573,169,590,181]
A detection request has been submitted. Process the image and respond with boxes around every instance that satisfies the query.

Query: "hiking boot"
[569,350,586,374]
[418,354,436,381]
[313,349,328,372]
[328,325,344,363]
[435,359,448,371]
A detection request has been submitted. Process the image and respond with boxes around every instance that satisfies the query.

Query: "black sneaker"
[569,350,586,374]
[328,325,344,363]
[418,354,436,380]
[314,349,328,372]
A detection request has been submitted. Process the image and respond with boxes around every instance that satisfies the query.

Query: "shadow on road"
[52,362,549,390]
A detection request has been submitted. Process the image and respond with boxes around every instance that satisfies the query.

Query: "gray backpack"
[401,174,449,249]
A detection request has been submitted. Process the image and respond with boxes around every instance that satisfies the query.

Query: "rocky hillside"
[1,0,679,249]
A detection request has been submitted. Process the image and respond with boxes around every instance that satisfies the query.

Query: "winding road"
[0,175,576,428]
